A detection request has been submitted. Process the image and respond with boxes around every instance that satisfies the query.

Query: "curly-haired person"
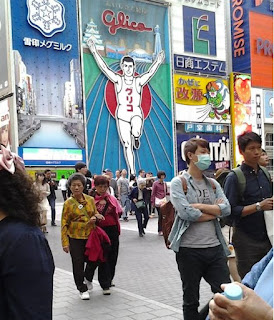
[0,145,55,320]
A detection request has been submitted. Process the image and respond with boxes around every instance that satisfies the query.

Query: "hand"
[215,198,224,205]
[157,50,165,64]
[209,283,273,320]
[260,198,273,211]
[88,216,97,224]
[63,246,69,253]
[95,213,105,221]
[87,37,96,53]
[133,199,137,203]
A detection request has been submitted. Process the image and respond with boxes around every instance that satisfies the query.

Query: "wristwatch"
[256,202,261,211]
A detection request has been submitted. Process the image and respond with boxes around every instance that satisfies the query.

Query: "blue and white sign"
[177,122,231,172]
[174,54,226,76]
[27,0,66,37]
[18,147,86,166]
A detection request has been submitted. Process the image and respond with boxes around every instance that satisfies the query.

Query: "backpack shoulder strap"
[179,176,188,195]
[232,167,246,199]
[207,178,216,193]
[259,165,271,182]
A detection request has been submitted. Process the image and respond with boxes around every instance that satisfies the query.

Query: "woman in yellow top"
[61,173,104,300]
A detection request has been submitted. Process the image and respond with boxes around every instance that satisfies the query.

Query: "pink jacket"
[85,226,111,262]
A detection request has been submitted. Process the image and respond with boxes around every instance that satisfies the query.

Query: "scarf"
[94,192,122,216]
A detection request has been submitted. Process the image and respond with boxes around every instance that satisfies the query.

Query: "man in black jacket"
[45,169,57,226]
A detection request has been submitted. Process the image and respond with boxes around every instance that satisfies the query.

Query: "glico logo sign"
[183,6,216,56]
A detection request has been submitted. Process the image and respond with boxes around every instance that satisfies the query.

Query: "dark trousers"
[135,206,149,234]
[233,227,272,279]
[48,197,56,223]
[61,190,67,201]
[155,207,162,232]
[87,225,119,289]
[176,245,231,320]
[69,238,92,293]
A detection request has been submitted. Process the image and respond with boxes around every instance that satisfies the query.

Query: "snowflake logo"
[27,0,66,37]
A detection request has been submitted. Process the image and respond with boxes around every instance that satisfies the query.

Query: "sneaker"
[158,231,163,236]
[110,281,115,287]
[79,291,90,300]
[123,217,129,222]
[103,288,111,295]
[85,280,93,292]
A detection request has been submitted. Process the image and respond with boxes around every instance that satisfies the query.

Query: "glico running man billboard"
[81,0,174,179]
[10,0,85,166]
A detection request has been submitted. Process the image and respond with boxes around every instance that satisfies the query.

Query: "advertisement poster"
[249,11,273,89]
[10,0,85,166]
[0,0,12,99]
[264,90,273,123]
[174,75,230,123]
[0,99,11,149]
[176,122,231,173]
[171,0,227,76]
[81,0,174,179]
[230,73,252,166]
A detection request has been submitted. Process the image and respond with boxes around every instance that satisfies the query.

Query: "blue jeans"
[48,197,56,224]
[120,194,131,219]
[176,245,230,320]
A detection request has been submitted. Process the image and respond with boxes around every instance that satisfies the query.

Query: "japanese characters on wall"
[176,122,231,173]
[171,0,227,77]
[81,0,174,179]
[174,75,230,123]
[10,0,86,166]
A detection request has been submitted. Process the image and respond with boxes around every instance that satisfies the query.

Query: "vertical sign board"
[230,0,273,74]
[249,11,273,89]
[230,73,252,166]
[172,0,227,77]
[251,88,264,144]
[10,0,86,166]
[263,90,273,124]
[176,122,230,173]
[81,0,174,179]
[174,74,230,124]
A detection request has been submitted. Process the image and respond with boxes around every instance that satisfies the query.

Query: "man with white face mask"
[169,138,231,320]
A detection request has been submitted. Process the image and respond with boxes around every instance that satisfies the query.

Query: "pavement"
[46,193,217,320]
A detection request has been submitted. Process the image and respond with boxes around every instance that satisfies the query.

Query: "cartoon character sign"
[174,75,230,124]
[87,38,165,175]
[204,80,229,120]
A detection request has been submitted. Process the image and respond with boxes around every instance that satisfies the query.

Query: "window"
[265,133,273,147]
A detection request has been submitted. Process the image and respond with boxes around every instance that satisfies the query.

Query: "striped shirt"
[61,194,98,247]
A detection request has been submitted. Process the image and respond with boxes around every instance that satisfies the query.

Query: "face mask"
[194,154,211,171]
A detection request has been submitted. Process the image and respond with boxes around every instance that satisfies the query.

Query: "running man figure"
[87,38,165,175]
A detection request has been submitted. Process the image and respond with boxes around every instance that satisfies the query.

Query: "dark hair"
[129,174,136,181]
[61,175,65,179]
[86,170,92,178]
[238,131,261,152]
[0,170,40,226]
[75,162,87,172]
[138,169,145,175]
[68,173,86,187]
[157,170,166,179]
[94,175,109,187]
[44,169,51,174]
[184,138,210,164]
[261,149,267,154]
[35,172,46,185]
[121,56,135,65]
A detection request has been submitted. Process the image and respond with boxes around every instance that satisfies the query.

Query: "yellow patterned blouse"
[61,194,98,247]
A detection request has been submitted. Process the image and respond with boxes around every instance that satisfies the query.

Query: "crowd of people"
[0,131,273,319]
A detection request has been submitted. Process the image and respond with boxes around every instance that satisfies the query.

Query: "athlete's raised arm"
[138,51,165,87]
[87,38,120,84]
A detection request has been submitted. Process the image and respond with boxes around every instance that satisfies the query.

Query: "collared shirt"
[169,172,231,254]
[224,163,272,241]
[61,194,97,247]
[151,180,167,205]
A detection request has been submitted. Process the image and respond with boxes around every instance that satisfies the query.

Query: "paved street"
[47,199,214,320]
